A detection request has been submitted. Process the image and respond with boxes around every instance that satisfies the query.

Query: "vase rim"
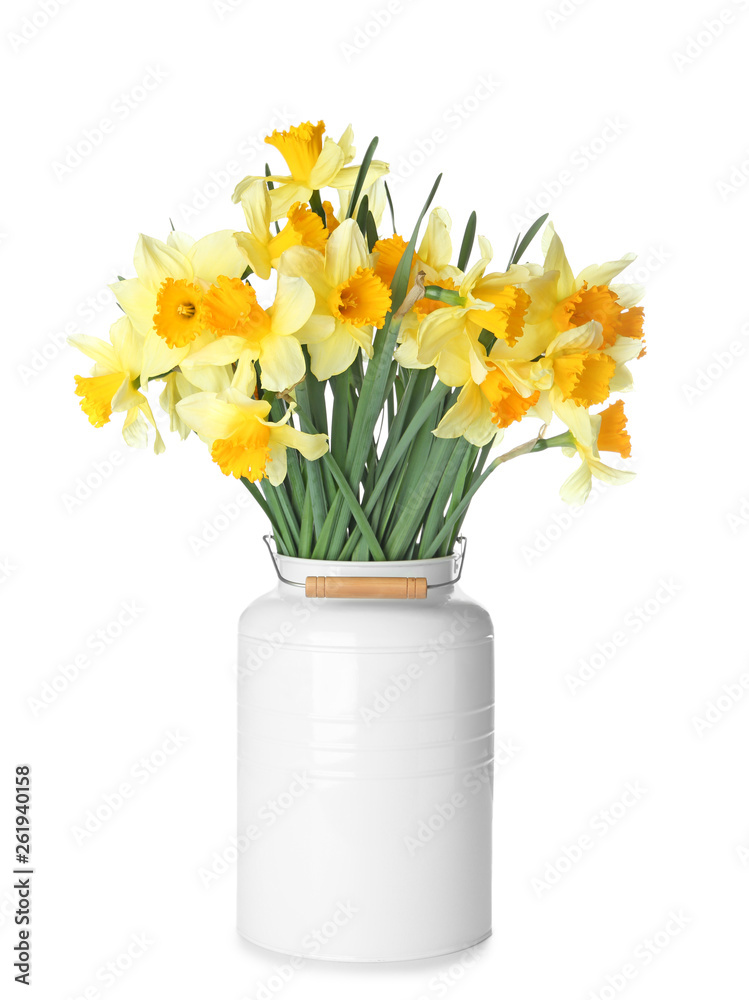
[273,551,461,587]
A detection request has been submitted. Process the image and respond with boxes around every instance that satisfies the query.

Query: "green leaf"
[508,213,548,268]
[330,369,351,469]
[309,188,326,225]
[298,490,314,559]
[478,327,496,354]
[419,437,471,557]
[364,380,449,516]
[384,180,396,233]
[457,211,476,271]
[296,410,385,560]
[366,211,379,252]
[440,443,477,556]
[385,436,456,560]
[345,136,379,220]
[355,193,369,236]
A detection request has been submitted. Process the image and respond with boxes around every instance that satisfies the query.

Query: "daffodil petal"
[309,139,345,188]
[230,351,258,397]
[268,423,329,461]
[577,254,636,287]
[182,336,246,369]
[240,180,271,237]
[266,441,288,486]
[189,230,246,283]
[324,218,369,288]
[183,362,234,393]
[122,408,148,449]
[167,231,196,256]
[553,397,596,448]
[258,333,306,392]
[270,275,315,336]
[542,223,575,299]
[418,208,453,271]
[68,334,118,369]
[134,234,192,291]
[269,182,312,221]
[110,278,154,333]
[610,283,645,308]
[329,159,389,191]
[176,392,242,444]
[560,460,593,505]
[307,323,359,380]
[234,232,272,280]
[588,457,636,486]
[417,308,467,365]
[109,315,143,377]
[277,245,329,298]
[140,329,188,384]
[296,313,337,344]
[437,344,473,387]
[545,319,603,356]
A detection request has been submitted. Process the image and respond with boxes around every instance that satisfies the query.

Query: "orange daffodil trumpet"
[71,119,645,556]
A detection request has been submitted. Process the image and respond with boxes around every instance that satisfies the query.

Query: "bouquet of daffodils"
[72,120,644,560]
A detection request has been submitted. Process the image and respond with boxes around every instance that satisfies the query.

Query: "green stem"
[295,410,385,561]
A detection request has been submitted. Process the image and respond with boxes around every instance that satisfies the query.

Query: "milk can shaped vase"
[237,538,495,962]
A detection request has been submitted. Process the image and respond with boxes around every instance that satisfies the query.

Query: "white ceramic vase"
[237,543,495,962]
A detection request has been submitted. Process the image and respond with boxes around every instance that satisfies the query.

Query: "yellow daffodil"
[180,273,315,395]
[379,207,457,371]
[434,366,542,446]
[232,121,389,221]
[413,239,532,385]
[555,397,635,504]
[71,316,165,453]
[112,231,246,386]
[277,218,391,381]
[528,320,617,419]
[176,387,328,484]
[523,222,644,349]
[234,179,328,279]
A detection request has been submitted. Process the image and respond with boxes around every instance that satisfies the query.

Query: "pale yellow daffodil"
[71,316,165,453]
[521,222,644,350]
[433,363,542,447]
[176,387,328,484]
[234,179,328,280]
[181,273,316,395]
[277,218,391,381]
[232,121,389,221]
[555,397,635,504]
[414,238,532,386]
[111,230,246,387]
[381,207,457,371]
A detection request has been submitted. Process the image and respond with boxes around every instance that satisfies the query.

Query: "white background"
[2,0,748,997]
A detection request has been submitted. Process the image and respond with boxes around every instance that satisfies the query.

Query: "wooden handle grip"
[305,576,428,599]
